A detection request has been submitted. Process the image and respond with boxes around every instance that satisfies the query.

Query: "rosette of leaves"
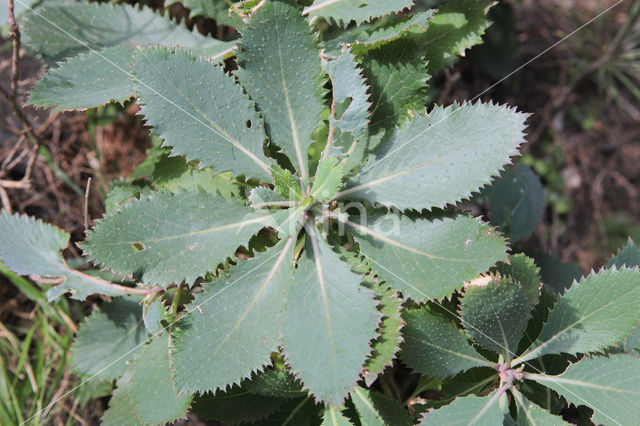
[1,0,537,423]
[401,250,640,425]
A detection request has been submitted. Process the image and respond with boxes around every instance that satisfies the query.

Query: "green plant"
[2,0,640,424]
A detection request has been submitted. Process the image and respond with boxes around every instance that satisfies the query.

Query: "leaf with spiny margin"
[512,390,569,426]
[419,390,509,425]
[529,355,640,425]
[104,180,153,212]
[133,47,271,180]
[237,0,324,176]
[282,233,379,404]
[82,191,274,287]
[340,102,528,210]
[516,267,640,364]
[311,157,344,201]
[348,213,508,301]
[101,372,141,426]
[151,154,242,200]
[401,308,490,379]
[191,385,284,423]
[461,276,532,359]
[166,0,242,27]
[412,0,493,74]
[324,10,436,56]
[142,297,165,334]
[607,239,640,354]
[363,284,404,386]
[271,165,304,200]
[492,254,541,307]
[322,49,371,140]
[22,2,233,65]
[321,405,352,426]
[0,211,132,301]
[127,333,192,424]
[360,39,430,133]
[246,369,307,399]
[608,238,640,268]
[172,239,295,394]
[260,397,323,425]
[71,296,148,380]
[28,46,134,111]
[487,165,544,242]
[250,186,287,208]
[533,253,583,295]
[304,0,413,28]
[351,386,413,426]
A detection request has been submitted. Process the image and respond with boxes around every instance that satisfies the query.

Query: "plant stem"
[171,284,183,314]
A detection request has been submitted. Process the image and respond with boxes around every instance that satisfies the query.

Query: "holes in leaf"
[132,242,146,252]
[245,119,252,128]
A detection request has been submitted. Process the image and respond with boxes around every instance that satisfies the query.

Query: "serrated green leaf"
[237,0,324,177]
[363,284,404,386]
[413,0,493,74]
[260,397,322,425]
[101,372,142,426]
[282,231,379,404]
[419,390,509,425]
[151,154,243,200]
[0,211,133,301]
[324,9,436,55]
[461,276,532,359]
[347,213,507,301]
[360,39,430,133]
[166,0,242,27]
[272,165,304,200]
[28,46,134,111]
[304,0,413,28]
[142,297,165,334]
[250,186,288,208]
[512,390,568,426]
[322,48,371,141]
[321,405,353,426]
[324,10,437,56]
[340,102,528,210]
[533,253,583,295]
[104,180,153,212]
[128,333,192,424]
[401,308,491,379]
[515,267,640,364]
[311,157,344,201]
[608,238,640,268]
[488,165,544,242]
[133,47,271,180]
[172,239,294,394]
[71,296,148,380]
[351,385,412,426]
[191,385,284,423]
[527,355,640,425]
[493,254,541,307]
[83,191,275,286]
[246,369,306,399]
[22,2,233,65]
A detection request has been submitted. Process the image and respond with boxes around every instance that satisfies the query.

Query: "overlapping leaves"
[2,0,542,416]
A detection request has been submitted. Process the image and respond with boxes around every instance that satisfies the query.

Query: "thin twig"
[0,134,24,174]
[0,186,12,213]
[84,177,92,233]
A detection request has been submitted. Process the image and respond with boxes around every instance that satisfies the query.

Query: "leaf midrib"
[98,215,272,246]
[274,16,307,180]
[515,284,639,364]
